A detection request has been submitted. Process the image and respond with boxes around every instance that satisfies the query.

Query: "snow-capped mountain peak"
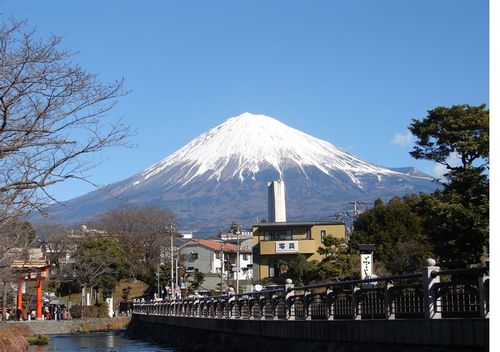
[47,112,438,233]
[136,112,400,187]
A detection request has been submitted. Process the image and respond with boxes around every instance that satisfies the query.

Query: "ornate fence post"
[304,290,312,321]
[228,295,236,319]
[478,273,489,318]
[284,279,295,321]
[385,282,395,319]
[353,287,362,320]
[423,258,441,319]
[326,288,334,321]
[285,289,295,321]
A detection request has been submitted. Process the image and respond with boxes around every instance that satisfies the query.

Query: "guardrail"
[132,259,489,321]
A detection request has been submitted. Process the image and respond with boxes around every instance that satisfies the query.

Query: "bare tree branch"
[0,17,133,275]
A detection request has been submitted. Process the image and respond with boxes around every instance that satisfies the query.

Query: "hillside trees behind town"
[0,17,131,277]
[351,104,489,271]
[94,206,177,290]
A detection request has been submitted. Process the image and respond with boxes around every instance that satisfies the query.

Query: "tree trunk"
[81,286,85,306]
[2,282,7,321]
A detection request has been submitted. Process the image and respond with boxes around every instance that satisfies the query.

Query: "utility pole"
[220,243,224,295]
[166,221,177,300]
[156,264,160,298]
[349,200,366,216]
[175,256,179,298]
[231,223,241,294]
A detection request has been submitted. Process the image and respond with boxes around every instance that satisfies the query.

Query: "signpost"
[358,244,376,281]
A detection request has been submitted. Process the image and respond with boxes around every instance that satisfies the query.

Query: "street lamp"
[349,200,366,216]
[156,265,160,299]
[219,243,225,295]
[231,223,241,294]
[166,221,177,300]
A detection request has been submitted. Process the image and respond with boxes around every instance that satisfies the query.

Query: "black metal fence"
[132,264,489,321]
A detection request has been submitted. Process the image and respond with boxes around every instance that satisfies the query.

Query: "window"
[320,230,326,243]
[269,259,278,278]
[262,229,294,241]
[215,252,220,259]
[306,230,312,240]
[190,253,199,260]
[243,253,248,261]
[269,258,289,278]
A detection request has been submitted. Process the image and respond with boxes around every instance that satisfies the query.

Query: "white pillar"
[268,180,286,222]
[422,258,441,319]
[478,274,489,318]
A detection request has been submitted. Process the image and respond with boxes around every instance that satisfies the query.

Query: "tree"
[39,225,80,271]
[351,197,433,275]
[0,217,35,270]
[63,237,129,303]
[286,239,359,285]
[0,18,131,269]
[285,254,317,286]
[94,206,176,283]
[315,236,358,280]
[409,104,489,265]
[188,271,205,292]
[415,184,488,266]
[409,104,488,176]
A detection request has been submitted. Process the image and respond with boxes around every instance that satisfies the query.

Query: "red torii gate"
[11,259,49,320]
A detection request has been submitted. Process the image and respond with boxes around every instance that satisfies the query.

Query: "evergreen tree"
[409,104,489,265]
[351,197,432,275]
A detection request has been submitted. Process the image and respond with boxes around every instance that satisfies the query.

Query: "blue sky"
[0,0,489,201]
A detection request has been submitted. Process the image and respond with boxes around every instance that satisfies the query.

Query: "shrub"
[69,304,108,319]
[26,335,50,345]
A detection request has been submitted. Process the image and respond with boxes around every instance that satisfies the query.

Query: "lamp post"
[220,243,224,295]
[156,265,160,298]
[231,223,241,294]
[175,256,179,297]
[166,221,177,300]
[349,200,366,216]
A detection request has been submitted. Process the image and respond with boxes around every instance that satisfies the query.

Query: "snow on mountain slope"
[45,112,438,233]
[133,112,403,188]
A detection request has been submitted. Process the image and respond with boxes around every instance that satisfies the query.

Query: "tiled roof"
[186,239,251,253]
[11,259,48,269]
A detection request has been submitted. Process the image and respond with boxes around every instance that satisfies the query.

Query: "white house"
[179,239,253,292]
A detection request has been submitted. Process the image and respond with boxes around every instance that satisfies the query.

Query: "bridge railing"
[132,259,489,321]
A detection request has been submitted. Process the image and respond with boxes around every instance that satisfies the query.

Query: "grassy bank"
[11,316,132,336]
[0,317,131,351]
[0,324,33,352]
[72,316,131,333]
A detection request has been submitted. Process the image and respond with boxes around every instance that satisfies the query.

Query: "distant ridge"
[387,167,435,179]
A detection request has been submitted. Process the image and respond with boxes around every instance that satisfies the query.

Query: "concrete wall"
[10,317,130,335]
[128,314,488,352]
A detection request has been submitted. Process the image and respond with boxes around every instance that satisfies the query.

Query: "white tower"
[268,180,286,223]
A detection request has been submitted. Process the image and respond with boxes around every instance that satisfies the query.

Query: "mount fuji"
[46,112,439,233]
